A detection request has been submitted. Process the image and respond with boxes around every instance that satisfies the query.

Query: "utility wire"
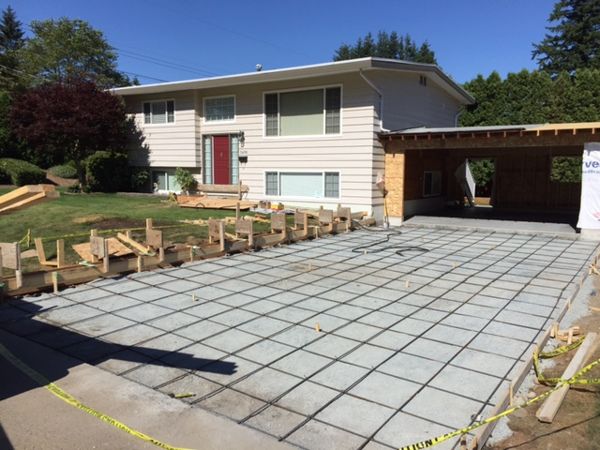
[116,47,219,77]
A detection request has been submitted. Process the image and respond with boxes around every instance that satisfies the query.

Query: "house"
[112,57,474,221]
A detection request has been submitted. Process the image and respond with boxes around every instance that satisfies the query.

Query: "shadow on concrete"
[0,298,237,401]
[0,424,14,450]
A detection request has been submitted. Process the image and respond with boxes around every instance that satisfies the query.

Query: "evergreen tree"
[533,0,600,75]
[0,5,25,91]
[333,31,437,64]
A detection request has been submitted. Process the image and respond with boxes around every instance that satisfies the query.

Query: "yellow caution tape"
[18,228,31,248]
[0,343,193,450]
[398,341,600,450]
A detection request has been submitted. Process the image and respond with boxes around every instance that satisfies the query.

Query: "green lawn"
[0,189,270,270]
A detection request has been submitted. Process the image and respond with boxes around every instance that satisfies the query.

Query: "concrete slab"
[3,228,599,450]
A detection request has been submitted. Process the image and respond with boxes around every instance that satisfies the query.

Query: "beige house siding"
[126,90,198,168]
[369,70,464,130]
[197,72,379,214]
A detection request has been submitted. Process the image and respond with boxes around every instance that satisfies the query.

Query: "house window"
[264,171,340,198]
[204,96,235,122]
[423,171,441,197]
[152,170,181,192]
[264,87,341,136]
[143,100,174,124]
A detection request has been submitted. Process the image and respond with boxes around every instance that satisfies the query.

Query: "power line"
[116,47,219,77]
[144,0,315,60]
[121,71,168,83]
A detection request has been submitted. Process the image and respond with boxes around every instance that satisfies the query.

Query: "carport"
[381,122,600,226]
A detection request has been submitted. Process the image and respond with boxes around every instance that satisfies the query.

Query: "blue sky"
[8,0,556,84]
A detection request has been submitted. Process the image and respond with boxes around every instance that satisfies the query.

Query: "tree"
[20,18,132,88]
[0,5,25,91]
[11,80,135,185]
[533,0,600,75]
[333,31,436,64]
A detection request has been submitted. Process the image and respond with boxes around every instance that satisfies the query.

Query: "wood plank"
[117,232,152,254]
[536,332,599,423]
[56,239,65,268]
[319,209,334,224]
[73,238,133,261]
[271,213,286,232]
[0,242,20,270]
[195,184,249,194]
[146,228,163,249]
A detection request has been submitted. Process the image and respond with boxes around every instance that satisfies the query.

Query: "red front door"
[213,135,230,184]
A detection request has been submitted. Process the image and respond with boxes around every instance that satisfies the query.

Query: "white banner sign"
[577,142,600,229]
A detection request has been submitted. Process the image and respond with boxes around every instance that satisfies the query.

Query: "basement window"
[265,171,340,199]
[423,171,441,197]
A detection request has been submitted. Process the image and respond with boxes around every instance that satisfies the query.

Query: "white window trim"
[142,99,176,126]
[263,170,342,200]
[202,94,236,124]
[262,85,343,139]
[422,170,442,198]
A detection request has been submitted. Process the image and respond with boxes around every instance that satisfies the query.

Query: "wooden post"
[218,221,225,252]
[90,229,98,263]
[146,218,153,230]
[238,180,242,200]
[125,230,132,239]
[102,239,110,273]
[137,255,143,273]
[236,202,240,221]
[158,247,165,262]
[15,269,23,289]
[56,239,65,268]
[52,271,59,294]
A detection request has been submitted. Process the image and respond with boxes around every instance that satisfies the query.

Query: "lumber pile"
[0,185,59,214]
[177,195,257,210]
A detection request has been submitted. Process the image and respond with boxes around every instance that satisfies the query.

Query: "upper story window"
[265,86,341,137]
[143,100,174,124]
[204,96,235,122]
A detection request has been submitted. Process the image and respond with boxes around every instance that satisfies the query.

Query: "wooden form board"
[146,228,163,249]
[318,209,334,224]
[177,195,257,210]
[271,213,286,232]
[0,242,20,270]
[536,332,599,423]
[4,206,360,296]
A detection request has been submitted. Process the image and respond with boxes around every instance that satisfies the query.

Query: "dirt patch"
[72,214,112,225]
[486,278,600,450]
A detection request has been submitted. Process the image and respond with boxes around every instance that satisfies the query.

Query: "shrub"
[174,167,198,193]
[0,158,47,185]
[85,151,129,192]
[48,164,78,179]
[130,167,151,192]
[0,165,9,184]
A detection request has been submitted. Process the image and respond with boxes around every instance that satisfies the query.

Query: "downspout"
[359,69,389,132]
[454,108,464,127]
[359,69,390,227]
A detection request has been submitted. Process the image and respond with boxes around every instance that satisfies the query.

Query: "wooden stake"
[146,218,153,230]
[137,255,143,273]
[536,332,599,423]
[15,269,23,289]
[90,229,98,263]
[315,323,321,332]
[236,202,240,221]
[102,239,110,273]
[189,246,194,262]
[52,271,59,294]
[56,239,65,268]
[159,247,165,263]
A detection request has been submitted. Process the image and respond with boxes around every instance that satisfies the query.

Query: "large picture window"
[264,87,341,137]
[143,100,174,124]
[264,171,340,199]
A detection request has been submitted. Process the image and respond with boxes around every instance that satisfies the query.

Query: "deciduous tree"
[10,80,134,186]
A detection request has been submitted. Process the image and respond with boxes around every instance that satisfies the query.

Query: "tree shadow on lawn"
[0,298,236,401]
